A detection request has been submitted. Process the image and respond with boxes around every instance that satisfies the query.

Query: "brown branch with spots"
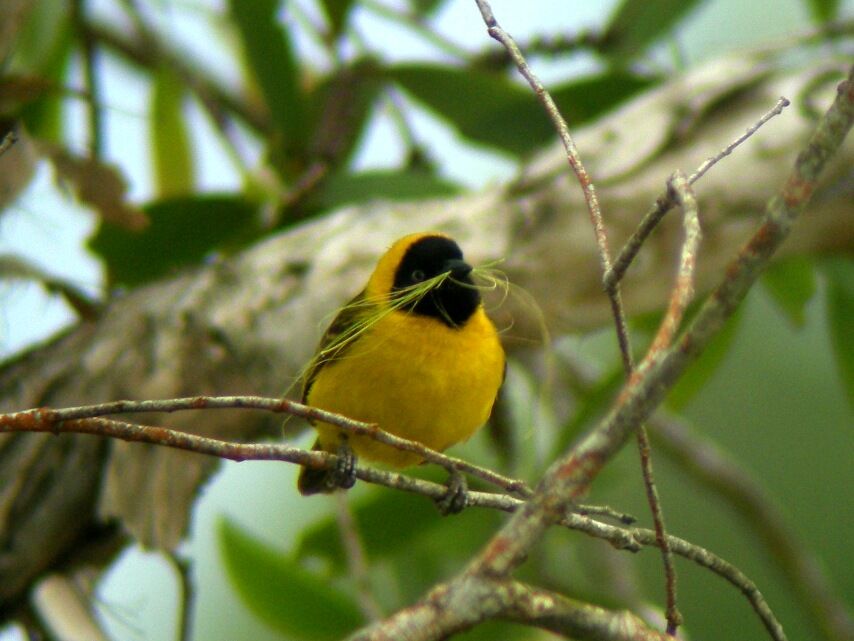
[0,397,526,496]
[0,395,784,639]
[346,57,853,640]
[472,0,689,631]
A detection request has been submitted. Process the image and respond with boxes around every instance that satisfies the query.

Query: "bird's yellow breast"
[307,306,504,467]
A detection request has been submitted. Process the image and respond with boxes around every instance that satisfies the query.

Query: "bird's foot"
[325,439,357,491]
[436,468,468,515]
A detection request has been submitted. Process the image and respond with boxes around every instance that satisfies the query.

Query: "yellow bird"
[297,232,505,511]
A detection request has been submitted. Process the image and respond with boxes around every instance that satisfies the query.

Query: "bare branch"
[0,129,17,157]
[335,494,384,622]
[472,1,687,630]
[0,399,786,639]
[470,4,639,374]
[1,396,529,497]
[604,97,790,291]
[633,425,682,633]
[458,61,852,636]
[500,581,672,641]
[631,170,701,633]
[646,171,702,357]
[347,576,674,641]
[629,528,787,641]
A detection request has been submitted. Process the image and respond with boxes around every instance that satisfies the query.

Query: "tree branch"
[442,62,851,639]
[603,96,790,292]
[0,395,788,639]
[0,397,527,496]
[472,1,687,630]
[347,576,674,641]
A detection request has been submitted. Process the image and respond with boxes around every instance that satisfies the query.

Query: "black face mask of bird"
[392,236,479,328]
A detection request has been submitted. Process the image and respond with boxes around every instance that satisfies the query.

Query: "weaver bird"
[297,232,505,512]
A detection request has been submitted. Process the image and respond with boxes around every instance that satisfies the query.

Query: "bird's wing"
[301,289,373,404]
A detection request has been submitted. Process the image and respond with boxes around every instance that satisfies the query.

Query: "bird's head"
[369,232,480,328]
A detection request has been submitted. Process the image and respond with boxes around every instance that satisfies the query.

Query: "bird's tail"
[297,440,333,495]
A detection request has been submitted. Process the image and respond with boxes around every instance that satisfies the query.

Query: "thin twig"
[559,513,785,641]
[634,427,681,633]
[470,6,633,365]
[471,1,682,631]
[72,0,104,157]
[0,396,529,496]
[471,30,605,70]
[645,171,702,359]
[0,405,786,639]
[691,96,791,183]
[574,503,635,525]
[632,170,701,634]
[472,0,612,278]
[628,528,786,641]
[0,130,17,157]
[335,494,384,622]
[170,554,195,641]
[452,63,851,641]
[604,97,790,292]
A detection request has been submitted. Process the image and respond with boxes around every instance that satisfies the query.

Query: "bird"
[296,231,505,512]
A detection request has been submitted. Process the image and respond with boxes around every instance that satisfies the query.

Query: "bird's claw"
[325,439,357,491]
[436,468,468,515]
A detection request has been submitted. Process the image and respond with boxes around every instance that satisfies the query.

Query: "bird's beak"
[443,258,473,278]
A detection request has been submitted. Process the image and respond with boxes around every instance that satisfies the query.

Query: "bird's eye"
[411,269,426,282]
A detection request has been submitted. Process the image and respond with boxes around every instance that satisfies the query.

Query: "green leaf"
[390,63,553,156]
[319,0,356,38]
[550,71,659,126]
[151,68,194,197]
[307,169,461,211]
[410,0,445,16]
[298,471,502,569]
[297,487,445,567]
[228,0,306,158]
[88,195,258,287]
[602,0,704,62]
[10,0,70,71]
[304,59,384,166]
[390,65,657,156]
[822,257,854,406]
[218,518,364,640]
[555,367,624,457]
[804,0,841,22]
[666,303,744,410]
[762,256,816,327]
[14,0,73,141]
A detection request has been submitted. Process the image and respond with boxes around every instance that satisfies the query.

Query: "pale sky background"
[1,0,844,639]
